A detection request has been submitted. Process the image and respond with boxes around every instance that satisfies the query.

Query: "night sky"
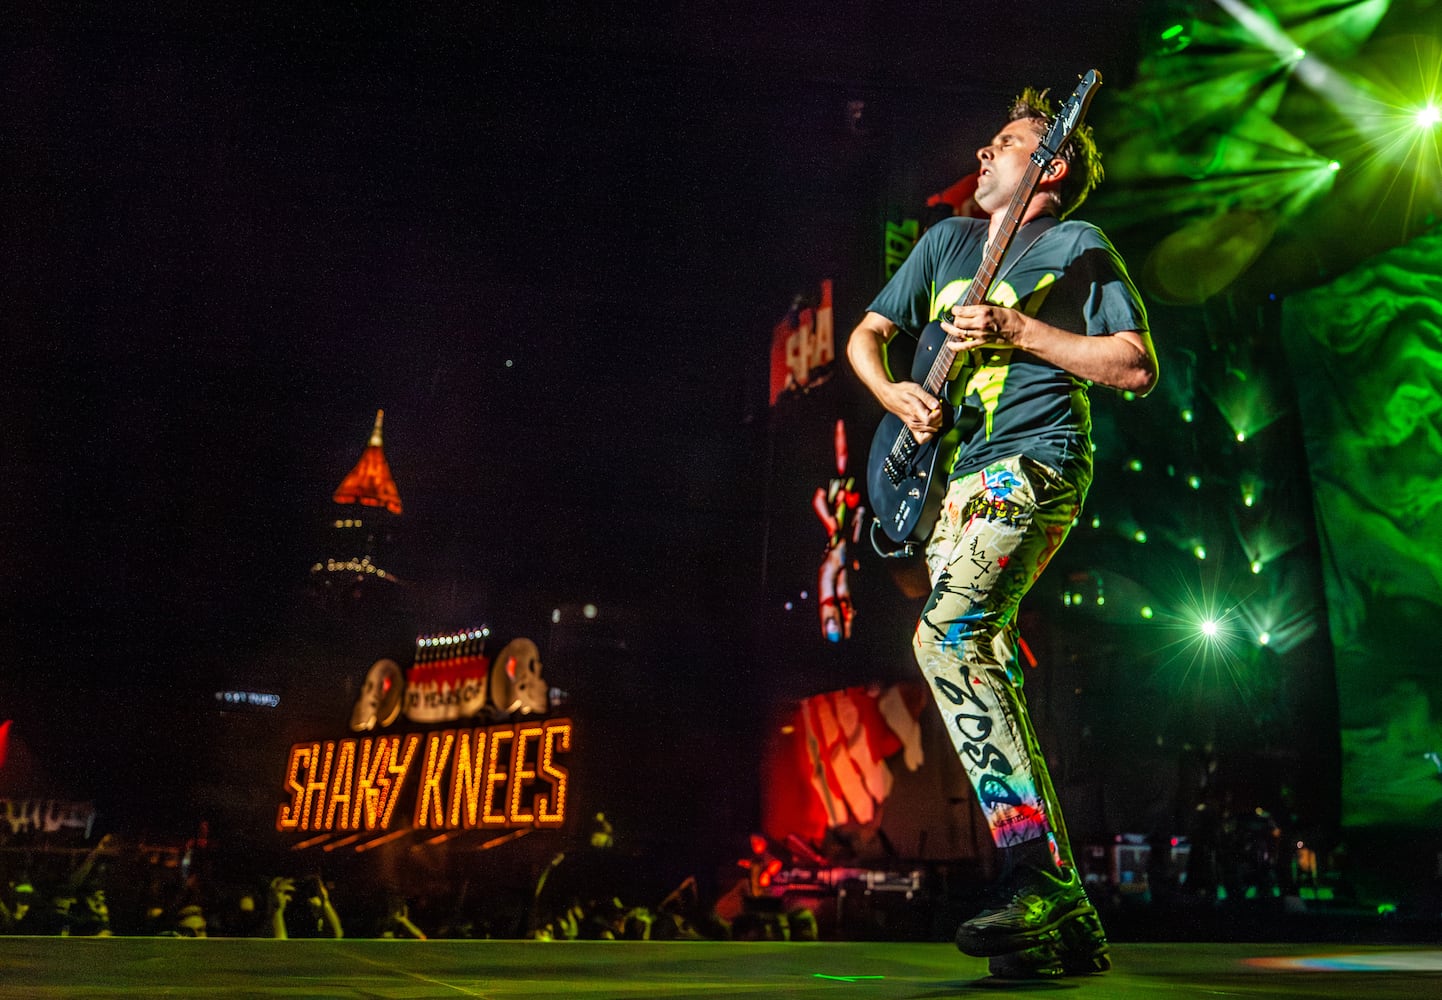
[9,2,1442,931]
[7,4,1154,816]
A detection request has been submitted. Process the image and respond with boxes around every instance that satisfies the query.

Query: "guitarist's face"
[974,118,1045,215]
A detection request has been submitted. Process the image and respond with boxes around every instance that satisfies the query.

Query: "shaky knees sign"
[277,628,573,837]
[276,720,572,833]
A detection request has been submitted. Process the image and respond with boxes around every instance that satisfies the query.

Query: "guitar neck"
[918,157,1047,398]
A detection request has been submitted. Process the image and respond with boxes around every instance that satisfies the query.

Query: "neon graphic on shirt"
[927,273,1058,436]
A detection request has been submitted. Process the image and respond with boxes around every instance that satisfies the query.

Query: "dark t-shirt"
[866,216,1148,488]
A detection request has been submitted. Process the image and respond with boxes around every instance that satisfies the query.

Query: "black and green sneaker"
[987,942,1066,979]
[1056,902,1110,974]
[986,905,1110,978]
[982,886,1111,979]
[955,864,1092,958]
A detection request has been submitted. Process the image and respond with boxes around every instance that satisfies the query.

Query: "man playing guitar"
[847,81,1157,979]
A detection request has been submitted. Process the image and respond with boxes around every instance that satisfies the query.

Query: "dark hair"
[1007,87,1103,218]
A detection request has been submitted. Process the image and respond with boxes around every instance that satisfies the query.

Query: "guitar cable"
[869,519,918,560]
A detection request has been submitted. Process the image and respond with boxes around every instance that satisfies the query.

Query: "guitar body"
[866,411,946,548]
[866,320,966,550]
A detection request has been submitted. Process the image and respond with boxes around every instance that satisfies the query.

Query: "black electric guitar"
[866,69,1102,557]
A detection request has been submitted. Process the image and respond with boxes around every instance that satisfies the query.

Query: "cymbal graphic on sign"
[489,638,548,717]
[349,659,404,731]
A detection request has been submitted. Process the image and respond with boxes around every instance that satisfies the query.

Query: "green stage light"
[1209,366,1290,446]
[1236,583,1318,658]
[1239,475,1261,508]
[1142,573,1261,706]
[1302,35,1442,225]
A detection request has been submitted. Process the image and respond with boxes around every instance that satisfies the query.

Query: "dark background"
[13,3,1440,910]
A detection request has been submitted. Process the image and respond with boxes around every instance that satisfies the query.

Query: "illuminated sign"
[216,690,281,709]
[3,798,98,837]
[283,626,570,845]
[884,218,919,279]
[352,632,550,729]
[276,718,573,834]
[769,279,835,405]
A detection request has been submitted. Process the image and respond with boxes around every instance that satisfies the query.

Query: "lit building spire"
[333,409,403,515]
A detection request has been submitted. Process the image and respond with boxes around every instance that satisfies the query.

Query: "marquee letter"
[536,720,572,827]
[352,737,389,829]
[376,734,422,829]
[414,730,456,829]
[303,742,335,831]
[324,740,357,830]
[509,724,545,824]
[276,745,311,831]
[481,728,514,826]
[448,728,488,829]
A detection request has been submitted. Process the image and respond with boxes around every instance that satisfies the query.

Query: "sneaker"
[986,905,1111,979]
[987,942,1064,979]
[955,864,1090,958]
[1056,904,1110,974]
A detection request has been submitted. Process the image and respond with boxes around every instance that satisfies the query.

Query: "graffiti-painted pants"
[915,455,1085,864]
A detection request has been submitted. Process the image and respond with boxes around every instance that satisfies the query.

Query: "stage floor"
[3,938,1441,999]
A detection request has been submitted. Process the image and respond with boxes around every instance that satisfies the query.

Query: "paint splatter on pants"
[914,455,1085,863]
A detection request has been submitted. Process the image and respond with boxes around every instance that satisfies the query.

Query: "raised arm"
[943,303,1158,395]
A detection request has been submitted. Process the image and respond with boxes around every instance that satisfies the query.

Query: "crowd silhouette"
[1,815,818,942]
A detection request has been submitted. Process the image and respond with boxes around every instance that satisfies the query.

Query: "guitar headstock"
[1035,69,1102,166]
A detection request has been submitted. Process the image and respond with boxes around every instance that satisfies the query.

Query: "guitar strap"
[943,213,1060,429]
[990,214,1059,293]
